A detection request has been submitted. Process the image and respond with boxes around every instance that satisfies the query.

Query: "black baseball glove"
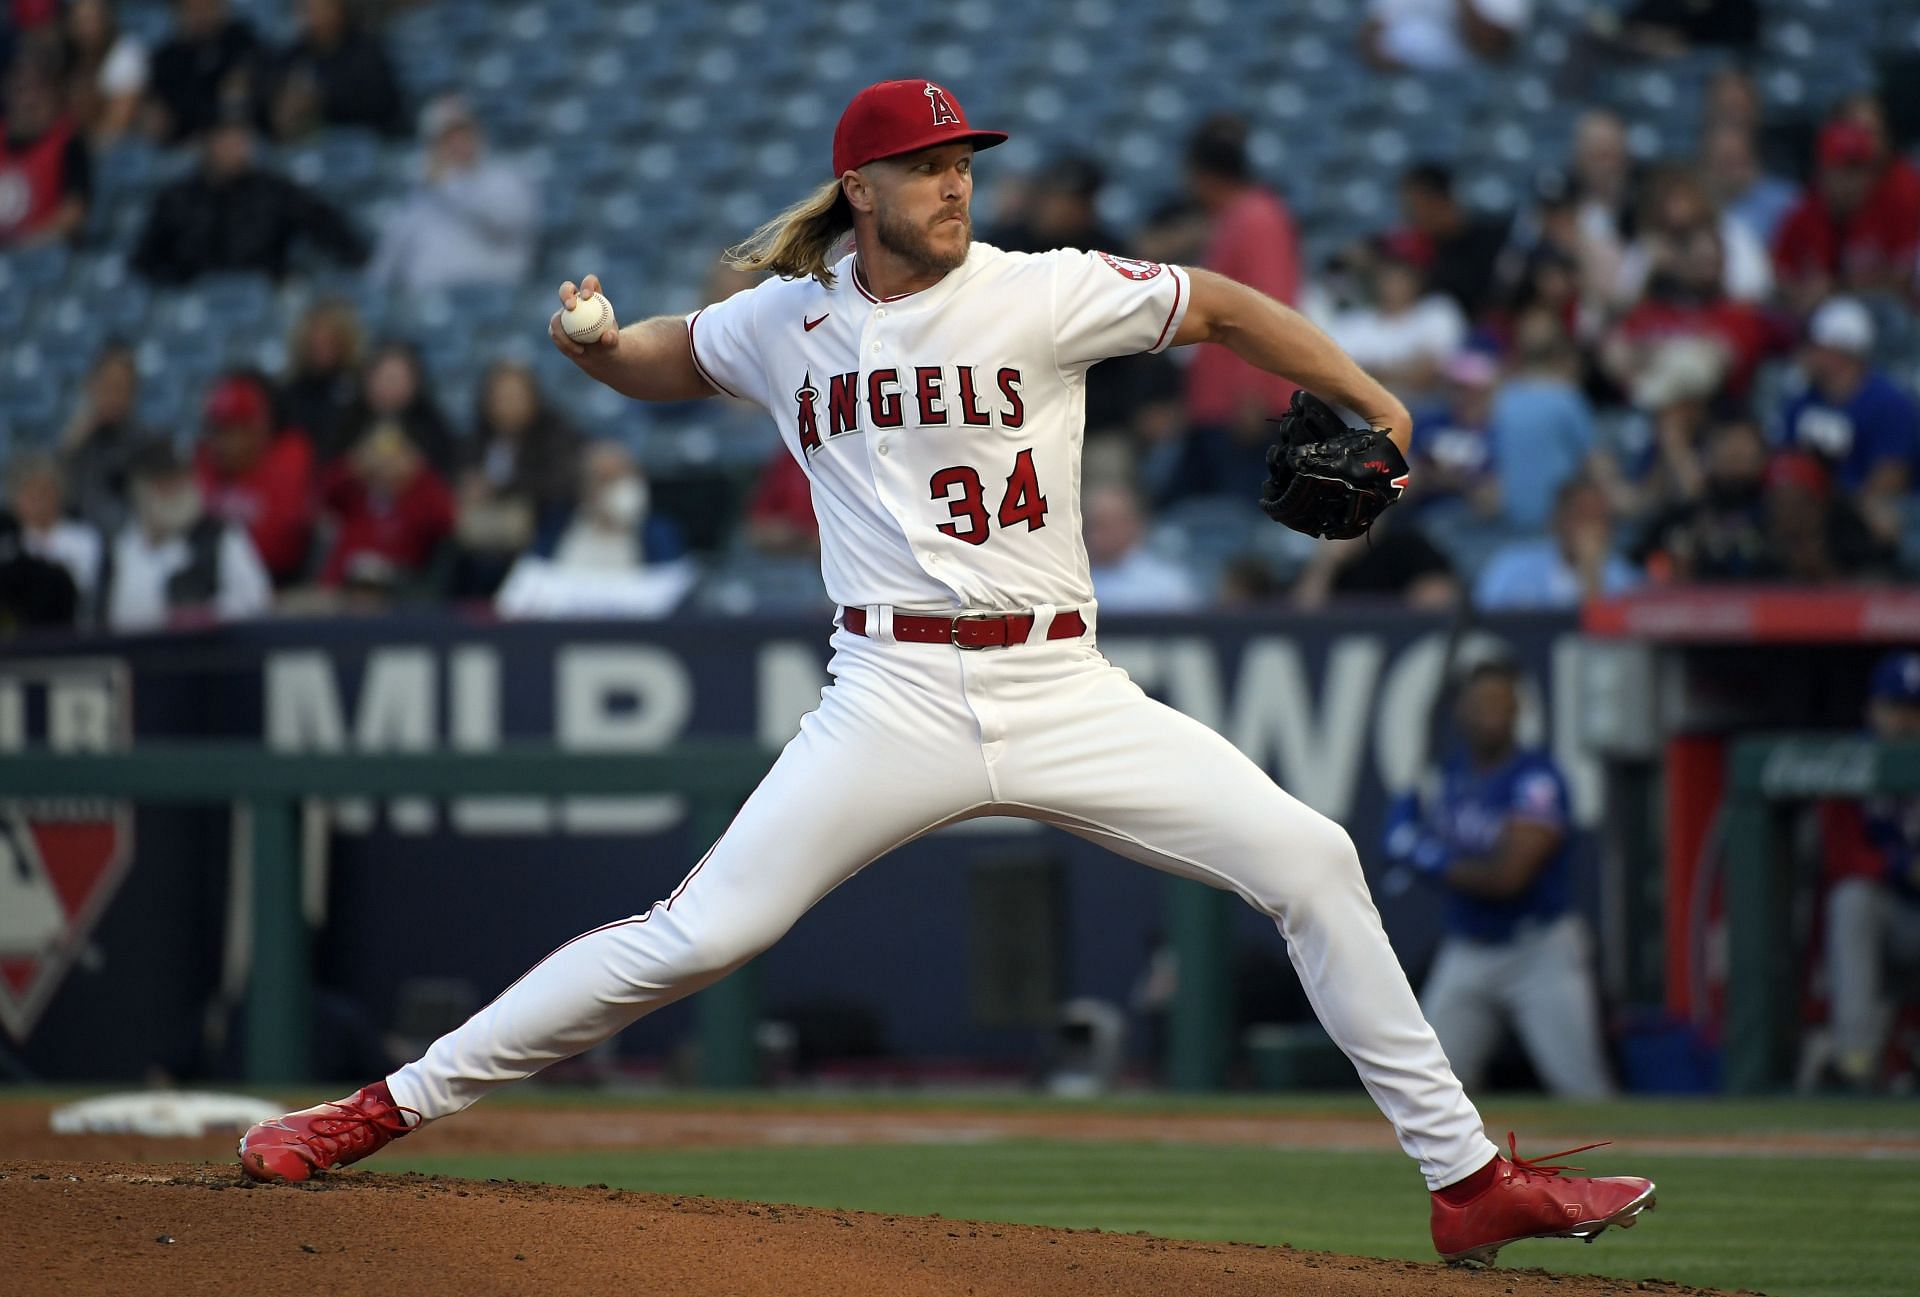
[1259,390,1410,540]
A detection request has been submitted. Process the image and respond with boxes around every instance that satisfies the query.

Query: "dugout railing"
[2,745,1247,1091]
[1723,735,1920,1094]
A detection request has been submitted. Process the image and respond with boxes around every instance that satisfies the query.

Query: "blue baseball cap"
[1870,651,1920,705]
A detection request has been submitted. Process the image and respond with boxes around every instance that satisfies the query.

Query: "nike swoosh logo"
[804,314,829,331]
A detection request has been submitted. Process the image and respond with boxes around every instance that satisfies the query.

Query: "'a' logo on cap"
[925,83,959,126]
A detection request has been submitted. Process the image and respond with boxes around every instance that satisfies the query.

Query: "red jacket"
[1772,160,1920,286]
[0,114,80,243]
[196,430,316,582]
[319,459,455,586]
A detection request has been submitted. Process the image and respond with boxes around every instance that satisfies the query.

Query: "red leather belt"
[842,606,1087,649]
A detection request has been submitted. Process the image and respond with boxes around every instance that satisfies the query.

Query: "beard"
[874,201,971,276]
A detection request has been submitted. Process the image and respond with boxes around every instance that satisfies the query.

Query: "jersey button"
[877,443,890,456]
[870,342,883,353]
[875,308,888,318]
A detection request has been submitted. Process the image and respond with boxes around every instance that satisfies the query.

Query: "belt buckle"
[951,613,1002,650]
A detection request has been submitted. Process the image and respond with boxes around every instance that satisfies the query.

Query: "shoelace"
[299,1097,419,1157]
[1504,1130,1610,1179]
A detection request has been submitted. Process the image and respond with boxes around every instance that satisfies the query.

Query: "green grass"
[374,1137,1920,1297]
[7,1088,1917,1294]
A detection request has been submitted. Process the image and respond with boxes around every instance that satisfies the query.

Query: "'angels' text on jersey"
[793,365,1025,451]
[687,243,1189,612]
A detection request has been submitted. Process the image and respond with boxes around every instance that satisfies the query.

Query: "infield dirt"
[5,1159,1723,1297]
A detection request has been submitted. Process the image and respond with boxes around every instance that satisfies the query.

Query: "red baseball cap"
[203,375,271,426]
[831,80,1008,176]
[1818,120,1877,169]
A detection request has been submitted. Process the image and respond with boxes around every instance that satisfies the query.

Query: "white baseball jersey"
[387,237,1501,1199]
[686,243,1190,612]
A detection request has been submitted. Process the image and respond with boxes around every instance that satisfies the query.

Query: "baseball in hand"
[561,290,617,345]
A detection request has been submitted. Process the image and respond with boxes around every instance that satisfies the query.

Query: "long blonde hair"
[724,178,854,287]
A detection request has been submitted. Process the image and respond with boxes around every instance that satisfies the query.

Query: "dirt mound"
[6,1160,1719,1297]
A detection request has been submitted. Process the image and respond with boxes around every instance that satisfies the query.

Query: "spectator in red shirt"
[1772,119,1920,315]
[318,423,455,594]
[744,447,818,557]
[1159,114,1301,500]
[193,372,315,585]
[0,57,90,247]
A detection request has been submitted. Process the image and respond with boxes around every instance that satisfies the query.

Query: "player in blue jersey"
[1818,649,1920,1090]
[1383,658,1613,1097]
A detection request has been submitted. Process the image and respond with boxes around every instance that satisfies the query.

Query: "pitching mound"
[6,1160,1720,1297]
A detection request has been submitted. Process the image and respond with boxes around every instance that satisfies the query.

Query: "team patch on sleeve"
[1513,770,1565,822]
[1096,251,1164,281]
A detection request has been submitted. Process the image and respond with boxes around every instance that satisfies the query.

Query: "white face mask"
[597,476,648,527]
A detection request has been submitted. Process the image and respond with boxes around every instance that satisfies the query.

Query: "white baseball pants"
[388,627,1499,1189]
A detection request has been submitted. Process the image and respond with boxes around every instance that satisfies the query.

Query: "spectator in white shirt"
[1085,482,1204,613]
[63,0,150,142]
[1363,0,1531,72]
[1325,237,1468,402]
[4,451,102,608]
[368,94,536,295]
[104,441,270,632]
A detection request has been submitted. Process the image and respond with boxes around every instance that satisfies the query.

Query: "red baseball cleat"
[237,1081,417,1184]
[1430,1133,1656,1267]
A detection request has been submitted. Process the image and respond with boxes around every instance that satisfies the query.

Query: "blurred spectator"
[1323,236,1467,400]
[1604,222,1774,411]
[1381,658,1613,1097]
[1614,165,1770,306]
[1759,451,1898,583]
[1291,512,1459,610]
[1568,109,1634,301]
[0,56,90,247]
[1162,114,1300,499]
[1623,335,1732,510]
[144,0,261,144]
[1396,163,1510,318]
[452,359,583,594]
[1488,311,1599,532]
[1632,418,1774,582]
[1817,650,1920,1090]
[368,94,537,294]
[103,439,270,631]
[59,0,147,141]
[264,0,403,141]
[1132,196,1210,268]
[57,342,147,536]
[990,155,1121,255]
[743,450,819,558]
[0,524,79,633]
[1699,122,1797,250]
[1362,0,1529,72]
[1773,120,1920,315]
[3,450,101,606]
[1474,476,1639,611]
[334,340,456,472]
[318,423,455,593]
[1406,349,1500,519]
[495,443,693,619]
[1594,0,1759,59]
[1778,298,1919,546]
[278,298,365,458]
[545,441,684,573]
[193,372,316,585]
[131,109,366,283]
[1083,482,1203,612]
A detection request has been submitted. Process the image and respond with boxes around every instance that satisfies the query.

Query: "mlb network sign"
[0,660,133,1043]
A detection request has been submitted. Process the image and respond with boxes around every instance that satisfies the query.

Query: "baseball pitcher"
[239,80,1654,1266]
